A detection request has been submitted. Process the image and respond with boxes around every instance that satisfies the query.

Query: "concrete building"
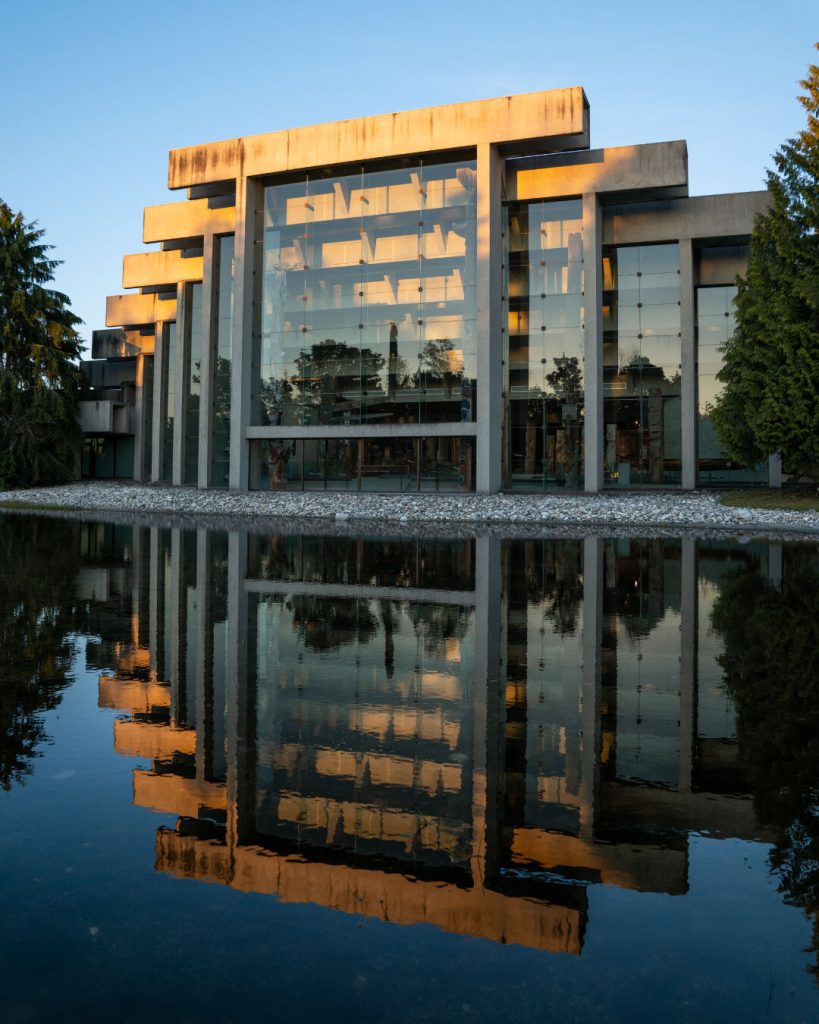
[80,88,775,491]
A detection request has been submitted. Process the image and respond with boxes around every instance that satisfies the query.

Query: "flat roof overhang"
[168,87,590,189]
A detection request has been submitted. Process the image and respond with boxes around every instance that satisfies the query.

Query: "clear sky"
[0,0,815,347]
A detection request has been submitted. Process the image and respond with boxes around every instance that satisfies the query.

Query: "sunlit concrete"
[168,88,590,189]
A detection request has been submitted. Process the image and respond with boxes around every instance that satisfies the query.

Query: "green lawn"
[719,489,819,512]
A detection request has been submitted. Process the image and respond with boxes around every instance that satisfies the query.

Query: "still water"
[1,512,818,1023]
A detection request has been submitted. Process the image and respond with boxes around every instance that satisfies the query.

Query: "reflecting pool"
[1,513,818,1022]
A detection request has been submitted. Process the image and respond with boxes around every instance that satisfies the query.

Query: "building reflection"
[96,525,784,955]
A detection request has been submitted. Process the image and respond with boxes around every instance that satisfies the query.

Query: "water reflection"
[3,514,818,979]
[62,520,811,964]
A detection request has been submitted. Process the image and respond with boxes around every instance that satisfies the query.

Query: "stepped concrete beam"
[133,770,226,817]
[509,141,688,202]
[106,292,177,328]
[113,719,196,759]
[143,198,236,244]
[604,191,769,245]
[122,250,203,290]
[168,87,590,189]
[98,676,170,713]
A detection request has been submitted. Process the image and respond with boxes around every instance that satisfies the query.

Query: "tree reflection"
[0,516,80,789]
[711,556,819,977]
[288,595,378,652]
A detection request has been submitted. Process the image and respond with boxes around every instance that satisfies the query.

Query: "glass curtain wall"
[252,157,477,432]
[211,235,235,487]
[183,284,203,485]
[602,243,681,487]
[696,285,766,485]
[503,199,585,490]
[161,322,177,483]
[249,436,474,492]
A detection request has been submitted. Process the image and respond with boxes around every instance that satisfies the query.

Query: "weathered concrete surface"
[604,191,769,245]
[143,197,236,244]
[509,141,688,201]
[106,292,177,328]
[168,88,589,188]
[122,249,203,289]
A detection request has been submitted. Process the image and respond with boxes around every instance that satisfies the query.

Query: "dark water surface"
[1,512,818,1023]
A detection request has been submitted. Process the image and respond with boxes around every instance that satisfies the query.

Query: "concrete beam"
[106,292,177,328]
[245,422,477,440]
[168,88,589,189]
[604,191,768,246]
[123,250,203,290]
[143,198,236,244]
[510,142,688,203]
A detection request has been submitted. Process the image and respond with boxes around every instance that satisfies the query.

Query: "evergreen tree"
[0,200,84,489]
[712,49,819,480]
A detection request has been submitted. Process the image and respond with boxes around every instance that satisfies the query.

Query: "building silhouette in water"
[89,523,784,955]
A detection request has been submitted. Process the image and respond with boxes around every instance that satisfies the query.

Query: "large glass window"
[252,157,477,429]
[249,436,474,492]
[503,199,585,490]
[161,322,177,482]
[183,284,203,485]
[211,235,235,487]
[603,243,681,487]
[696,285,766,485]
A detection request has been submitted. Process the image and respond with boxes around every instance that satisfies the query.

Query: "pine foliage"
[0,200,83,489]
[712,48,819,480]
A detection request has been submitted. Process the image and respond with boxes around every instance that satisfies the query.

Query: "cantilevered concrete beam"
[168,88,590,189]
[604,191,769,245]
[143,198,236,244]
[123,250,204,290]
[106,292,177,328]
[509,141,688,202]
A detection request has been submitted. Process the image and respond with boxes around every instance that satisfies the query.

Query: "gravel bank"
[1,481,817,534]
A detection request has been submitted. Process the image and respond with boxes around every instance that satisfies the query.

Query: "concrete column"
[133,353,146,483]
[473,534,503,883]
[226,529,251,845]
[194,529,210,780]
[680,239,697,490]
[229,176,260,491]
[678,536,697,792]
[148,526,159,676]
[768,453,783,488]
[580,536,603,840]
[582,194,603,493]
[475,143,503,494]
[130,524,143,648]
[197,233,217,488]
[150,321,166,482]
[767,543,783,590]
[172,282,189,486]
[169,528,183,721]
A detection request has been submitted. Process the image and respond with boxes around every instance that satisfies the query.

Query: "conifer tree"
[712,48,819,481]
[0,200,83,488]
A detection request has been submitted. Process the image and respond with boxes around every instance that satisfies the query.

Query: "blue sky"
[0,0,815,346]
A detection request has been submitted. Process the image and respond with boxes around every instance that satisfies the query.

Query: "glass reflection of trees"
[711,550,819,978]
[0,517,81,789]
[248,534,475,593]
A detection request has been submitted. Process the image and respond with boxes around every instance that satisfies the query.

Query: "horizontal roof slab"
[168,87,589,189]
[508,142,688,201]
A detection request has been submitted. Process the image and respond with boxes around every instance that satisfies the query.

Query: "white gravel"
[1,481,817,534]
